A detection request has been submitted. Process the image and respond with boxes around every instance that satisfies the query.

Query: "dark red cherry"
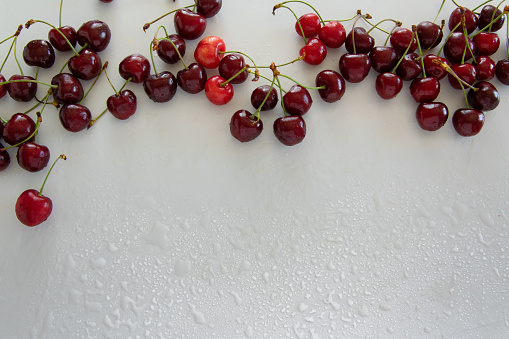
[107,90,137,120]
[416,21,443,49]
[119,54,151,83]
[68,48,102,80]
[369,46,398,73]
[174,9,206,40]
[443,32,475,63]
[23,40,55,69]
[339,53,371,83]
[477,5,505,32]
[230,109,263,143]
[48,26,77,52]
[475,55,496,81]
[59,103,92,132]
[295,13,321,38]
[319,21,346,48]
[204,75,233,105]
[495,59,509,85]
[7,75,37,102]
[143,71,177,103]
[283,85,312,116]
[375,72,403,100]
[473,32,500,56]
[2,113,36,145]
[395,53,421,81]
[251,85,278,111]
[51,73,84,105]
[0,142,10,172]
[300,38,327,65]
[315,69,345,103]
[409,77,440,103]
[157,34,186,64]
[0,74,8,99]
[423,54,449,80]
[16,142,50,172]
[196,0,222,18]
[415,102,448,131]
[447,63,476,90]
[218,53,248,84]
[77,20,111,52]
[389,27,417,54]
[177,63,207,94]
[15,189,53,227]
[345,27,375,54]
[467,81,500,111]
[452,108,484,136]
[448,7,478,34]
[273,116,306,146]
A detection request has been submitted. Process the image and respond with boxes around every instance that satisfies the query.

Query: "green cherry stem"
[26,19,79,56]
[275,76,287,116]
[278,73,324,90]
[143,5,194,32]
[0,78,57,88]
[149,40,158,75]
[79,62,108,103]
[436,20,462,57]
[58,0,64,27]
[324,10,361,23]
[87,108,108,129]
[473,0,493,12]
[391,30,418,74]
[252,76,278,121]
[273,4,308,44]
[366,18,401,36]
[433,0,447,23]
[24,90,53,114]
[39,154,67,197]
[0,27,22,73]
[103,65,119,95]
[413,26,427,78]
[274,0,325,24]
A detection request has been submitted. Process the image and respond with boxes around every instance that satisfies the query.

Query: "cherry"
[283,85,312,115]
[389,27,417,55]
[423,54,448,80]
[218,53,248,84]
[48,26,77,52]
[177,63,207,94]
[7,75,38,102]
[448,7,478,34]
[143,71,177,103]
[315,69,345,103]
[443,32,475,63]
[157,34,186,64]
[319,21,346,48]
[345,27,375,54]
[495,59,509,85]
[100,0,114,2]
[339,53,371,83]
[59,104,92,132]
[251,85,278,111]
[68,48,102,80]
[2,113,36,145]
[16,142,50,172]
[194,36,226,69]
[369,46,398,73]
[447,63,476,90]
[0,74,7,99]
[473,31,500,57]
[477,5,505,32]
[119,54,151,83]
[475,55,496,81]
[415,102,448,131]
[196,0,222,18]
[174,9,207,40]
[23,39,55,69]
[467,81,500,111]
[300,38,327,65]
[295,13,321,38]
[452,108,485,136]
[409,77,440,103]
[0,142,10,172]
[416,21,443,49]
[230,109,263,143]
[107,89,137,120]
[51,73,84,105]
[375,72,403,100]
[395,53,421,81]
[273,116,306,146]
[77,20,111,52]
[204,75,233,105]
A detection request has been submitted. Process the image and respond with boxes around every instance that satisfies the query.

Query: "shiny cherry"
[16,142,50,172]
[230,109,263,143]
[447,63,476,90]
[473,32,500,56]
[119,54,151,83]
[345,27,375,54]
[68,48,102,80]
[495,59,509,85]
[315,69,345,103]
[174,9,207,40]
[416,21,443,49]
[375,72,403,100]
[339,53,371,83]
[319,21,346,48]
[218,53,248,84]
[395,53,421,81]
[59,103,92,132]
[409,77,440,103]
[443,32,475,63]
[204,75,233,105]
[283,85,312,115]
[273,116,306,146]
[467,81,500,111]
[7,75,37,102]
[251,85,278,111]
[157,34,186,64]
[423,54,448,80]
[107,90,137,120]
[475,55,496,81]
[452,108,485,136]
[448,7,477,34]
[196,0,222,18]
[415,102,448,131]
[143,71,177,103]
[51,73,84,105]
[2,113,36,145]
[477,5,505,32]
[300,38,327,65]
[77,20,111,52]
[23,40,55,69]
[389,27,417,54]
[48,26,77,52]
[194,36,226,69]
[295,13,321,38]
[369,46,398,73]
[177,63,207,94]
[15,189,53,227]
[0,142,10,172]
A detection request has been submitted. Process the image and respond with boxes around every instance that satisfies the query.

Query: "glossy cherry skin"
[174,9,207,40]
[495,59,509,85]
[273,116,306,146]
[51,73,84,105]
[395,53,421,81]
[230,109,263,143]
[283,85,312,115]
[416,21,443,49]
[2,113,36,145]
[0,74,7,99]
[409,77,440,103]
[68,48,102,80]
[0,142,10,172]
[204,75,233,105]
[143,72,177,103]
[416,102,448,131]
[423,54,448,80]
[389,27,417,54]
[59,104,92,132]
[345,27,375,54]
[77,20,111,52]
[196,0,222,18]
[157,34,186,64]
[478,5,505,32]
[295,13,321,38]
[48,26,77,52]
[448,7,477,34]
[7,75,37,102]
[315,69,345,103]
[23,40,55,69]
[251,85,278,111]
[107,90,137,120]
[452,109,485,136]
[375,73,403,100]
[475,55,496,81]
[447,63,476,90]
[177,63,207,94]
[300,38,327,65]
[194,36,226,69]
[119,54,151,83]
[16,142,50,172]
[319,21,346,48]
[369,46,398,73]
[443,32,475,63]
[15,189,53,227]
[473,32,500,56]
[339,53,371,83]
[218,53,248,84]
[467,81,500,111]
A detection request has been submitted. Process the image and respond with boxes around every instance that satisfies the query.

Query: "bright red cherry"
[23,40,55,69]
[295,13,321,38]
[423,54,449,80]
[447,63,476,90]
[2,113,36,145]
[51,73,84,105]
[339,53,371,83]
[416,21,443,49]
[59,104,92,132]
[143,72,177,103]
[251,85,278,111]
[204,75,233,105]
[157,34,186,64]
[443,32,475,63]
[107,90,137,120]
[48,26,77,52]
[16,142,50,172]
[77,20,111,52]
[218,53,248,84]
[389,27,417,54]
[375,72,403,100]
[230,109,263,143]
[467,81,500,111]
[177,63,207,94]
[475,55,496,81]
[448,7,478,34]
[196,0,222,18]
[68,48,102,80]
[319,21,346,48]
[473,32,500,56]
[15,189,53,227]
[7,75,38,102]
[415,102,448,131]
[300,38,327,65]
[452,108,485,136]
[409,77,440,103]
[283,85,312,115]
[315,69,345,103]
[174,9,207,40]
[194,36,226,69]
[273,116,306,146]
[119,54,151,83]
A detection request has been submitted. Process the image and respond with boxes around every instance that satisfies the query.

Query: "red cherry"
[477,5,505,32]
[204,75,233,105]
[0,142,10,172]
[230,109,263,143]
[68,48,102,80]
[273,116,306,146]
[443,32,475,63]
[415,102,449,131]
[177,63,208,94]
[375,72,403,100]
[2,113,36,145]
[339,53,371,83]
[218,53,248,84]
[467,81,500,111]
[315,69,345,103]
[472,32,500,56]
[448,7,478,34]
[48,26,77,52]
[196,0,222,18]
[282,85,312,115]
[475,55,496,81]
[16,142,50,172]
[423,54,448,80]
[416,21,443,49]
[76,20,111,52]
[389,27,417,55]
[157,34,186,64]
[0,74,7,99]
[174,9,207,40]
[395,53,422,81]
[142,72,177,103]
[295,13,321,38]
[251,85,278,111]
[59,104,92,132]
[23,40,55,69]
[7,75,38,102]
[107,90,137,120]
[300,38,327,65]
[194,36,226,69]
[15,189,53,227]
[319,21,346,48]
[447,63,476,90]
[345,27,375,54]
[452,108,485,137]
[409,77,440,103]
[51,73,84,105]
[119,54,151,83]
[495,59,509,85]
[369,46,398,73]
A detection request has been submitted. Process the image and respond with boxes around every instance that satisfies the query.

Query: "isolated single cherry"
[475,55,496,81]
[15,189,53,227]
[204,75,233,105]
[48,25,77,52]
[51,73,84,105]
[59,103,92,132]
[452,108,485,136]
[495,59,509,85]
[345,27,375,54]
[295,13,321,38]
[68,48,102,80]
[416,21,443,49]
[477,5,505,32]
[319,21,346,48]
[448,7,477,34]
[467,81,500,111]
[16,142,50,172]
[77,20,111,52]
[143,71,177,103]
[0,142,10,172]
[251,85,278,111]
[119,54,151,83]
[107,90,137,120]
[273,116,306,146]
[339,53,371,83]
[389,27,417,54]
[7,75,38,102]
[196,0,222,18]
[23,39,55,69]
[2,113,36,145]
[447,63,476,90]
[218,53,248,84]
[415,102,448,131]
[177,63,207,94]
[370,46,398,73]
[473,32,500,56]
[174,9,207,40]
[157,34,186,64]
[375,72,403,100]
[300,38,327,65]
[230,109,263,143]
[315,69,345,103]
[194,36,226,69]
[409,77,440,103]
[283,85,312,115]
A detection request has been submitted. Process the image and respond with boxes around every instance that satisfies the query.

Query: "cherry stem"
[391,30,418,74]
[155,30,187,69]
[459,82,470,109]
[39,154,67,196]
[413,26,427,78]
[274,1,325,24]
[366,18,400,35]
[26,20,80,56]
[433,0,447,23]
[1,113,42,151]
[349,14,368,55]
[436,20,462,57]
[470,8,508,37]
[253,76,277,121]
[221,50,259,70]
[220,65,249,87]
[432,58,478,91]
[473,0,492,12]
[13,36,24,76]
[80,62,107,103]
[24,90,52,114]
[276,5,308,44]
[149,40,158,75]
[88,108,108,129]
[58,0,64,27]
[275,76,287,116]
[143,5,194,32]
[0,78,57,88]
[248,69,286,92]
[0,33,18,73]
[103,65,118,95]
[192,0,198,13]
[278,73,323,90]
[324,11,362,23]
